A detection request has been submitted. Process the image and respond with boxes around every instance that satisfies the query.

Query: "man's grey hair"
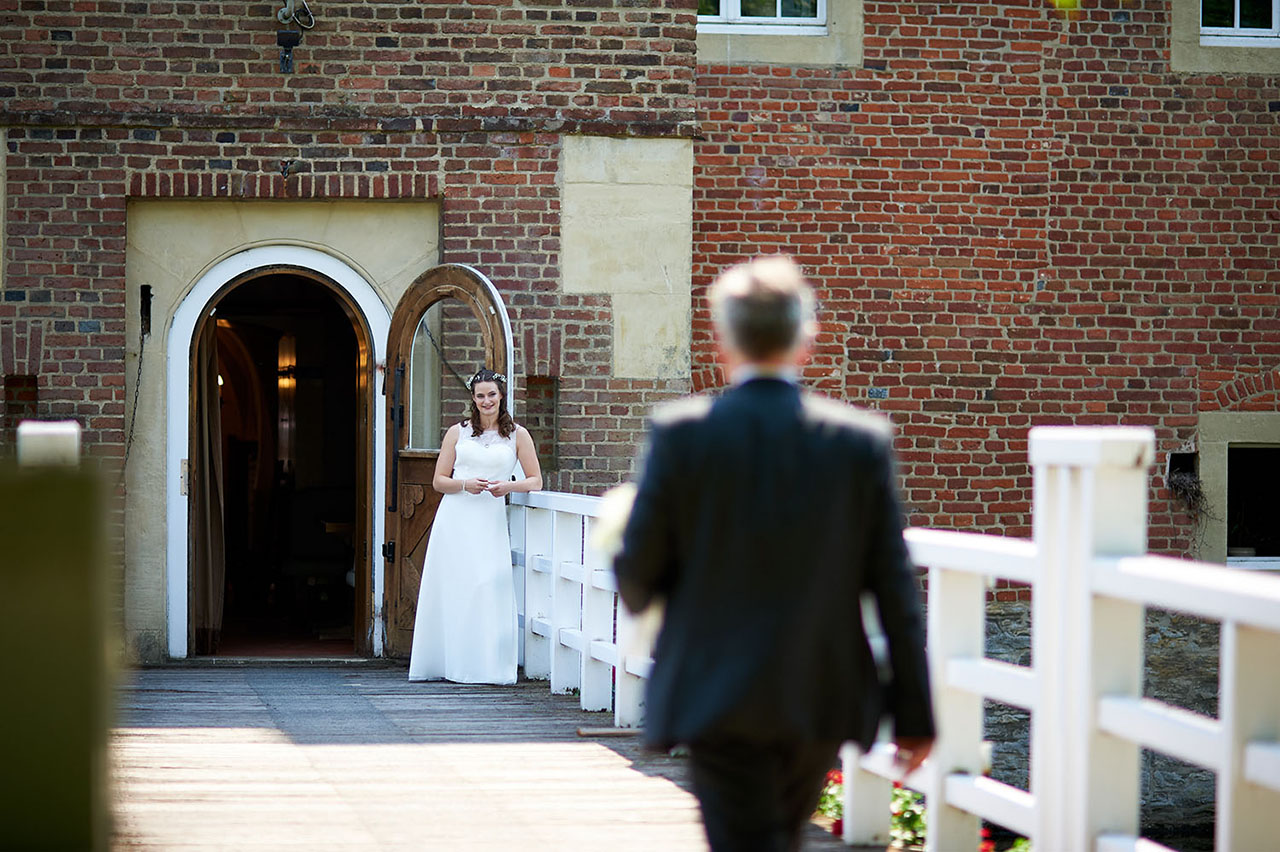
[708,255,817,360]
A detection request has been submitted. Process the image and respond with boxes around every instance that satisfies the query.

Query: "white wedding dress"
[408,424,519,684]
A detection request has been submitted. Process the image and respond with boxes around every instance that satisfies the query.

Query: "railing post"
[508,503,527,668]
[2,460,111,851]
[523,506,553,680]
[1029,426,1152,849]
[614,603,652,728]
[550,510,583,695]
[1217,620,1280,849]
[579,516,614,712]
[16,420,82,466]
[923,565,985,852]
[840,740,891,845]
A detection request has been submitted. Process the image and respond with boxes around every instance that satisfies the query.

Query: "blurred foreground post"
[1,421,111,851]
[17,420,83,467]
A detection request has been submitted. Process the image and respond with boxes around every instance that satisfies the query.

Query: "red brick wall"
[0,2,697,130]
[693,1,1280,557]
[1,127,129,460]
[1,2,699,494]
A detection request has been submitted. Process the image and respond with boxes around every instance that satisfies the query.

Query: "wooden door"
[383,265,510,658]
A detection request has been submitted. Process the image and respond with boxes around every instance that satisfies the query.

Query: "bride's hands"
[459,478,514,497]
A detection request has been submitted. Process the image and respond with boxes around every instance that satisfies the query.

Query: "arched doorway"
[166,246,390,659]
[382,265,514,657]
[192,274,363,656]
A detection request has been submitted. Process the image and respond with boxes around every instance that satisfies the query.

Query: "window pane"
[407,302,444,450]
[438,300,485,437]
[741,0,778,18]
[1202,0,1234,27]
[1240,0,1273,28]
[698,0,720,15]
[781,0,819,18]
[407,299,484,451]
[1227,447,1280,556]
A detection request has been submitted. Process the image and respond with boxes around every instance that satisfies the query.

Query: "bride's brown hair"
[466,368,514,438]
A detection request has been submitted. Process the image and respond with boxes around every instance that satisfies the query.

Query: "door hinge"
[180,459,190,496]
[381,540,395,563]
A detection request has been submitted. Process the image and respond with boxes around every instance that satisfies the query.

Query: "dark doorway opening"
[211,274,360,657]
[1227,446,1280,558]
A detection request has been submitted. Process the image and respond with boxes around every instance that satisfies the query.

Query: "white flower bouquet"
[591,482,664,657]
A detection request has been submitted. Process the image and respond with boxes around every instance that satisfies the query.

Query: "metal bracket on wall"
[277,30,301,74]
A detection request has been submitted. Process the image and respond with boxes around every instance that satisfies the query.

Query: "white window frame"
[697,0,828,37]
[1201,0,1280,47]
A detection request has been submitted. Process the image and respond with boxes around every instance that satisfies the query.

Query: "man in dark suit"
[613,255,935,851]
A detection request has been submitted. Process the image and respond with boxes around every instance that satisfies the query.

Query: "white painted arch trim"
[165,245,392,659]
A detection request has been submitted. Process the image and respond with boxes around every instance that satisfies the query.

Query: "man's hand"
[893,736,934,777]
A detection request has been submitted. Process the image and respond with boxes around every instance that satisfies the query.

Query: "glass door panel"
[406,298,486,450]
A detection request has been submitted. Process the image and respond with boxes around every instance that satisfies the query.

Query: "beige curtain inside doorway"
[191,320,225,655]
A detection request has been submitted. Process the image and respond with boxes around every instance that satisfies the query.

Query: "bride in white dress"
[408,368,542,684]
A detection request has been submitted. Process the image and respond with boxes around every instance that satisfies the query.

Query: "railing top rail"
[1094,554,1280,631]
[905,527,1037,584]
[1028,425,1155,469]
[511,490,605,518]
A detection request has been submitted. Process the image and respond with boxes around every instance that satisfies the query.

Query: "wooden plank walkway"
[112,665,865,851]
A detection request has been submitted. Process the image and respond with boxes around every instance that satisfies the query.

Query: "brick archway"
[1211,370,1280,411]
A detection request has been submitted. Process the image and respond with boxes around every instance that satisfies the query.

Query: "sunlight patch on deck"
[112,731,705,851]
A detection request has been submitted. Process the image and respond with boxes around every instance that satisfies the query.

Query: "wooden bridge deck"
[112,665,861,851]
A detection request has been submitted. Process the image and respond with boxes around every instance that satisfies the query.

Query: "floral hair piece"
[465,369,507,391]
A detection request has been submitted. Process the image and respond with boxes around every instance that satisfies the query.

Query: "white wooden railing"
[508,490,654,727]
[844,426,1280,851]
[509,427,1280,849]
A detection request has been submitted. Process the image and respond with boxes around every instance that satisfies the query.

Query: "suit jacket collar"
[730,364,800,386]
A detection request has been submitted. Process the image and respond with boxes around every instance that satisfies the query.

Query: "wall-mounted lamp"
[277,29,301,74]
[275,0,315,75]
[277,334,297,473]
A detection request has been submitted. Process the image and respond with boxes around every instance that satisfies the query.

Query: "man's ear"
[715,339,731,366]
[792,321,818,366]
[716,339,741,375]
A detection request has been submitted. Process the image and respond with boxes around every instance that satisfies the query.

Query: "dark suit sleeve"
[864,439,936,739]
[613,420,678,614]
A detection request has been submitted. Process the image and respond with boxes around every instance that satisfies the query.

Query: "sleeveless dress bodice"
[451,427,518,485]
